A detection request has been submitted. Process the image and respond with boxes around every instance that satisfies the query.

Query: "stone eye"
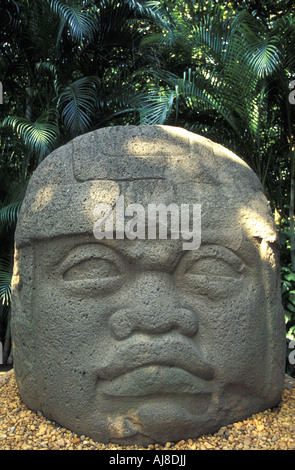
[186,257,239,279]
[63,257,120,281]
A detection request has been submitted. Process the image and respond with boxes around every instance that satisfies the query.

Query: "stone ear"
[258,238,285,406]
[11,244,41,410]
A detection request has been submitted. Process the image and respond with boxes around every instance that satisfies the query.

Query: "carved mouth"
[95,333,215,384]
[99,365,213,397]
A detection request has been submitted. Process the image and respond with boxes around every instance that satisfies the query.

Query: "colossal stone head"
[11,125,285,445]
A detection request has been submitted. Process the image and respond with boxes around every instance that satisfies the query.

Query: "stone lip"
[99,365,213,397]
[95,333,215,382]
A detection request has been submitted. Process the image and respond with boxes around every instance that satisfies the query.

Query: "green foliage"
[57,76,100,136]
[47,0,97,43]
[0,255,12,307]
[0,201,22,232]
[3,109,59,162]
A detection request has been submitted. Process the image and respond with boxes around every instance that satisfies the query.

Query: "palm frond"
[141,68,244,135]
[0,0,20,40]
[0,256,13,306]
[189,3,232,62]
[57,76,100,136]
[243,37,283,78]
[46,0,96,43]
[139,88,175,125]
[230,10,285,78]
[2,109,59,161]
[0,201,22,231]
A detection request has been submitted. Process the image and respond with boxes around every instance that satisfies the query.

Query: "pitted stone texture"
[11,125,285,446]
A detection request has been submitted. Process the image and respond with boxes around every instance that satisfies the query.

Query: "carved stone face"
[11,126,285,445]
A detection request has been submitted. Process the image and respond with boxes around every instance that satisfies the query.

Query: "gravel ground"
[0,369,295,451]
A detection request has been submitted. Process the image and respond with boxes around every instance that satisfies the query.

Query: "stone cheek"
[11,125,286,446]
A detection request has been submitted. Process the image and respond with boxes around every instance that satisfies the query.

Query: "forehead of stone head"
[14,125,272,247]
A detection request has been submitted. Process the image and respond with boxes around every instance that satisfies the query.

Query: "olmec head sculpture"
[11,125,285,445]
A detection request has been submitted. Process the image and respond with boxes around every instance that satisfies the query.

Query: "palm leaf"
[46,0,96,43]
[57,76,100,136]
[2,109,59,161]
[0,256,12,306]
[0,0,20,35]
[242,37,283,78]
[0,201,22,231]
[230,11,284,78]
[139,89,175,125]
[141,68,243,135]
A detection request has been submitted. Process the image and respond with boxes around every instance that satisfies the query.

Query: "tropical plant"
[139,2,294,187]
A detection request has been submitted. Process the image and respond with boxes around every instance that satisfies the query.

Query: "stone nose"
[109,272,198,340]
